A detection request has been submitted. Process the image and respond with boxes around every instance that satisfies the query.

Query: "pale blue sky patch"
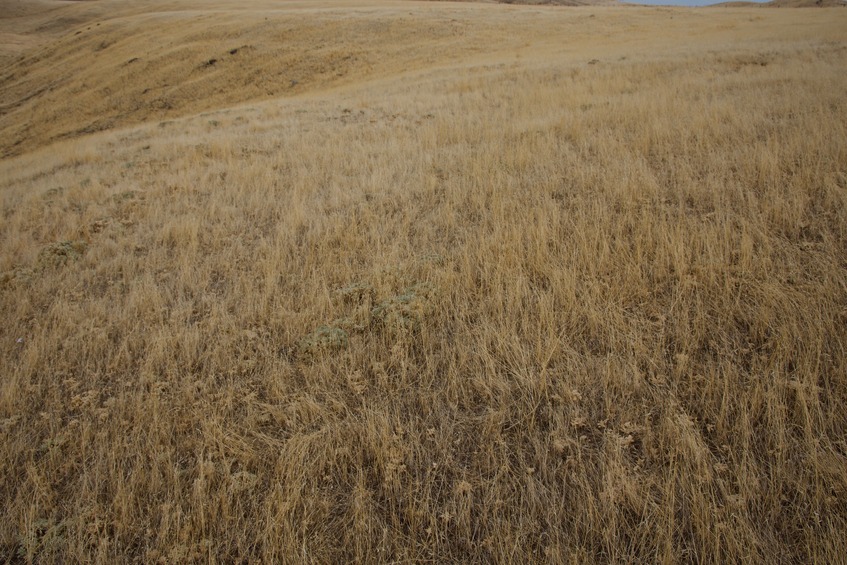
[626,0,769,5]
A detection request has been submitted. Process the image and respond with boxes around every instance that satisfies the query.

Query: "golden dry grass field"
[2,0,847,562]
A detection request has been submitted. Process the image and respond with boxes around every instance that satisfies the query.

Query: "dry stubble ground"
[1,0,847,562]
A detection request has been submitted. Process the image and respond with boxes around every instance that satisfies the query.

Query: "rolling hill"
[2,1,846,562]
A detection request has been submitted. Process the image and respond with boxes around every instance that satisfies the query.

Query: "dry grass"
[2,0,847,562]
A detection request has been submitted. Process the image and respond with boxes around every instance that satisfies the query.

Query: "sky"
[626,0,769,5]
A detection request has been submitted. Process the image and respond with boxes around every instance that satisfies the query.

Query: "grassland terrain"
[2,0,847,562]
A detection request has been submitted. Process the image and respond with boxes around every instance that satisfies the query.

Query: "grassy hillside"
[2,1,847,562]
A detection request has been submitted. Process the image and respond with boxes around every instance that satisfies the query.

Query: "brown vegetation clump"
[1,0,847,562]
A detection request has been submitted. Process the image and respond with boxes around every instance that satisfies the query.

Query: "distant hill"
[718,0,847,6]
[495,0,620,5]
[426,0,620,5]
[766,0,845,6]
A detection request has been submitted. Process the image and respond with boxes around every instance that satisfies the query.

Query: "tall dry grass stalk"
[1,0,846,562]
